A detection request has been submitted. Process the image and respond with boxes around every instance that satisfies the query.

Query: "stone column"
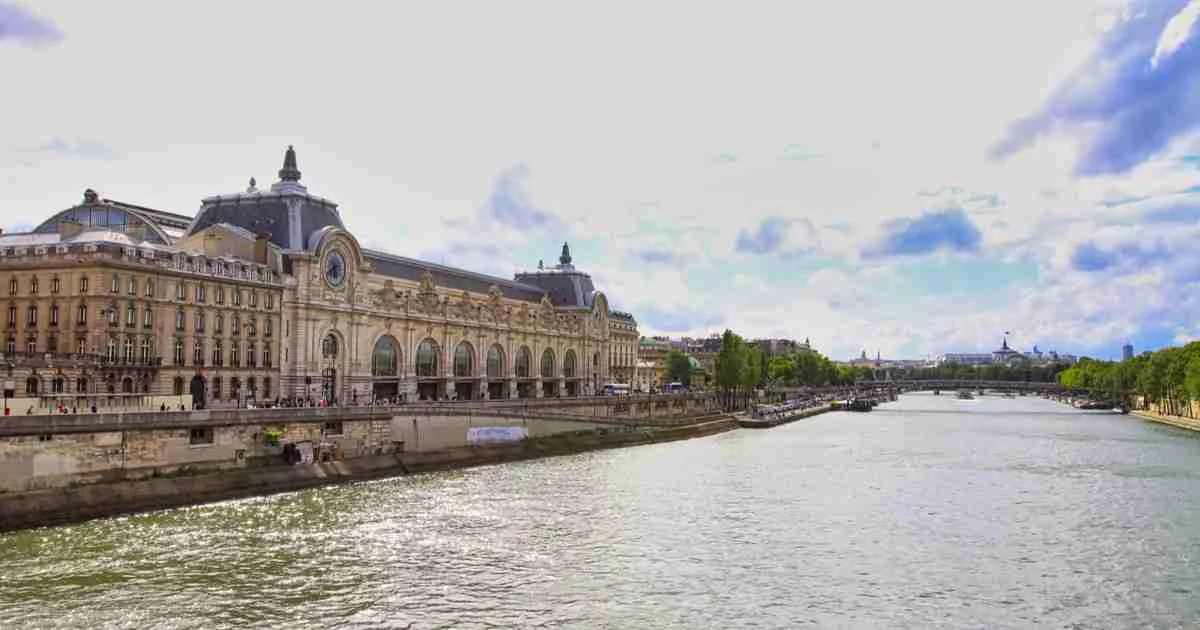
[508,377,517,399]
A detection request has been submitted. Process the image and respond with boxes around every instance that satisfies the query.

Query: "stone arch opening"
[371,334,401,401]
[564,349,580,397]
[541,348,558,397]
[453,341,476,400]
[486,344,506,399]
[515,346,534,398]
[415,338,441,401]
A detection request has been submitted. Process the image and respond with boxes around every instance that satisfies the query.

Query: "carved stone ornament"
[456,290,474,320]
[488,284,503,308]
[419,269,436,295]
[372,279,397,307]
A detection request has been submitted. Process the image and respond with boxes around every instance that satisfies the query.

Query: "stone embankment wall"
[0,395,728,531]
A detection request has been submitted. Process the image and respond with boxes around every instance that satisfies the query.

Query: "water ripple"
[2,394,1200,628]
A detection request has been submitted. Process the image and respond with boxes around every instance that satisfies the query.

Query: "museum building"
[0,147,636,409]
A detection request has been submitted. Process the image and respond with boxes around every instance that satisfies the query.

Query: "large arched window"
[372,335,400,377]
[24,377,38,395]
[416,338,439,377]
[563,349,577,378]
[515,346,532,378]
[321,333,339,359]
[541,348,556,378]
[454,341,474,378]
[486,344,505,378]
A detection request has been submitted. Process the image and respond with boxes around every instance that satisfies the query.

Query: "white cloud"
[1151,0,1200,68]
[1,0,1195,360]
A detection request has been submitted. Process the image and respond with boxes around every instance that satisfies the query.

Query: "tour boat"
[956,391,975,400]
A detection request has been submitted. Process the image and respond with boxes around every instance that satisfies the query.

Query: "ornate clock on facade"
[323,250,346,288]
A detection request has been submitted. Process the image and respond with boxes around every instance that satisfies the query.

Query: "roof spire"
[278,145,301,182]
[559,241,572,266]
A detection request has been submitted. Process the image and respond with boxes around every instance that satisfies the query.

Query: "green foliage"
[665,349,692,386]
[1055,341,1200,416]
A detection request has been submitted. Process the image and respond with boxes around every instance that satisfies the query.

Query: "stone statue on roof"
[559,242,572,266]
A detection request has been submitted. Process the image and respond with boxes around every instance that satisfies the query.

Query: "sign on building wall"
[467,426,529,444]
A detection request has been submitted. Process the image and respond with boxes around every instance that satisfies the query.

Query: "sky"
[2,0,1200,361]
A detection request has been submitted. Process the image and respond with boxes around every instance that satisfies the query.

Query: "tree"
[665,349,692,387]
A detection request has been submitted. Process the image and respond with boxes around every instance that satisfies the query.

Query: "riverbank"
[1131,409,1200,433]
[0,416,737,533]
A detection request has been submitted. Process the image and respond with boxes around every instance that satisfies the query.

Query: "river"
[2,393,1199,629]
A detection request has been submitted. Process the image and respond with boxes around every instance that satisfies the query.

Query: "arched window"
[486,344,505,378]
[24,377,38,395]
[541,348,556,378]
[52,377,64,394]
[563,350,577,378]
[121,377,133,394]
[76,377,87,393]
[416,338,439,377]
[173,376,184,396]
[321,334,339,359]
[123,338,134,362]
[262,377,271,399]
[515,346,532,378]
[140,375,150,393]
[372,335,399,377]
[454,342,474,378]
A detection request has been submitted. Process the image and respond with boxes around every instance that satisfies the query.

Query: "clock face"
[324,250,346,288]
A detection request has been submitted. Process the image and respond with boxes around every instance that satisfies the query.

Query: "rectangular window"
[106,307,117,325]
[232,316,241,336]
[232,290,242,306]
[189,427,214,445]
[145,278,155,297]
[76,304,87,325]
[231,344,240,367]
[26,338,36,355]
[8,278,16,295]
[173,339,184,365]
[125,306,135,327]
[30,277,38,295]
[50,305,59,326]
[7,306,15,327]
[79,276,89,294]
[127,277,136,295]
[176,282,185,300]
[194,312,205,333]
[216,287,225,304]
[26,305,37,326]
[249,291,257,308]
[247,318,256,337]
[175,310,184,331]
[212,343,223,366]
[247,346,256,367]
[215,314,223,333]
[76,338,86,356]
[264,346,272,369]
[111,274,119,293]
[195,285,206,303]
[143,309,153,328]
[193,342,203,365]
[265,293,274,310]
[264,318,273,337]
[51,277,60,294]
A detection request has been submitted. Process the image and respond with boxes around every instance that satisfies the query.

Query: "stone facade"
[0,147,638,410]
[0,199,282,411]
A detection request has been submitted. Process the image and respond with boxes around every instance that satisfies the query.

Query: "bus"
[665,382,686,394]
[600,383,630,396]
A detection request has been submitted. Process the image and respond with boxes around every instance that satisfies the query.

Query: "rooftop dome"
[184,146,344,251]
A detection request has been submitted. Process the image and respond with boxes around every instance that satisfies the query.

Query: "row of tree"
[1057,342,1200,417]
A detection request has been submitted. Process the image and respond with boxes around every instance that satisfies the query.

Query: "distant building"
[1122,343,1134,361]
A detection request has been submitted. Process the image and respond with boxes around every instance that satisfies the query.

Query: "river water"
[2,393,1200,629]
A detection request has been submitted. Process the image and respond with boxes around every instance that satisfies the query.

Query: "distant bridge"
[883,379,1078,394]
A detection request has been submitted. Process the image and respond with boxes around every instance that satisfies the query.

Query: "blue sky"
[3,0,1200,361]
